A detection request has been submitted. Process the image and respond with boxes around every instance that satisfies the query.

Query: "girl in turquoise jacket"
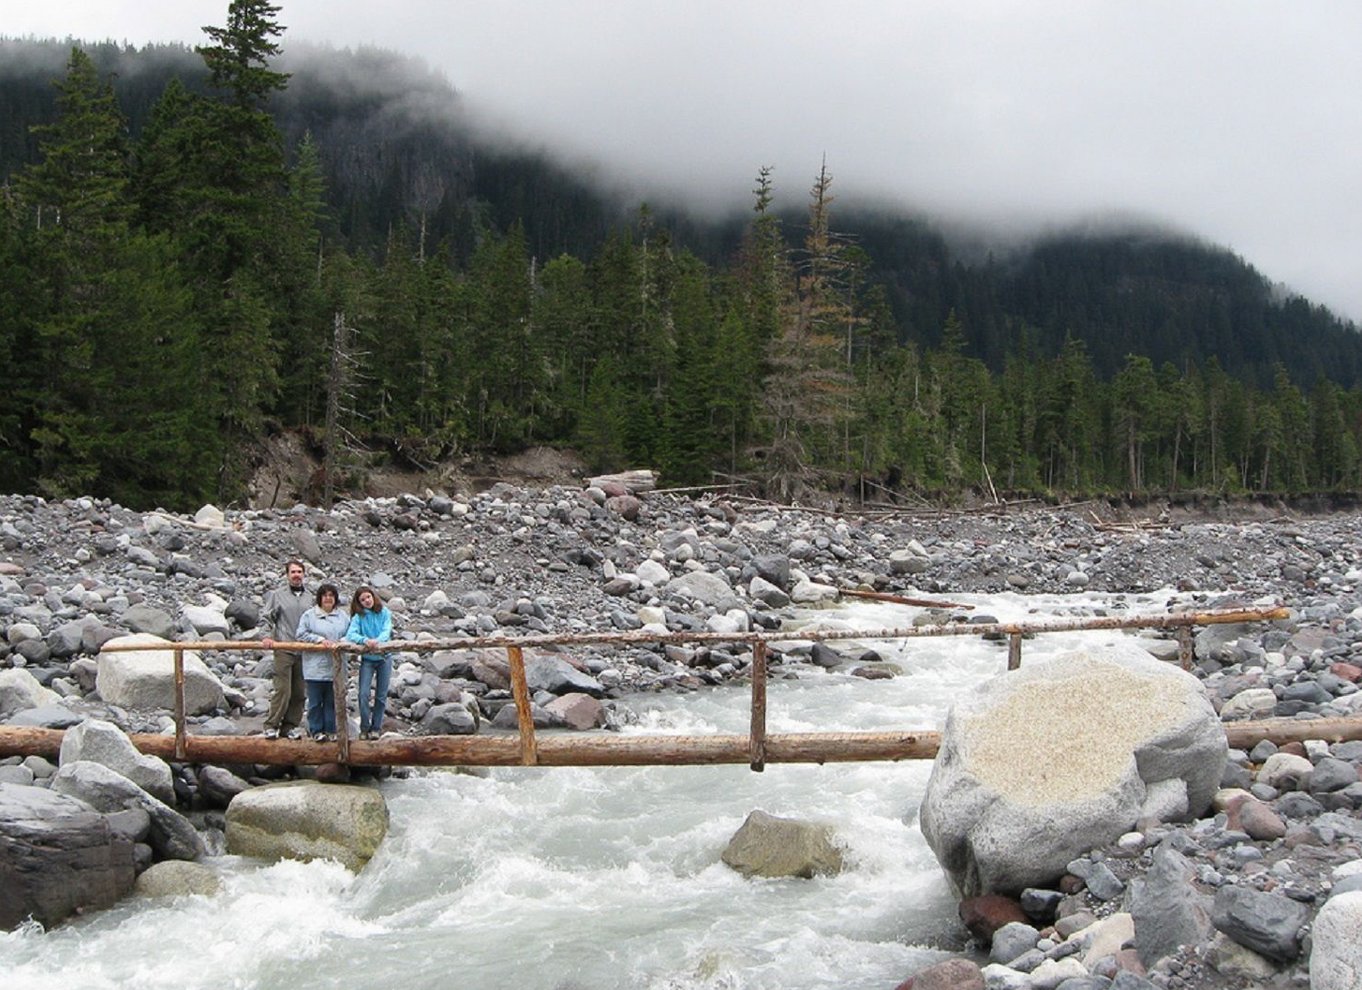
[346,586,394,738]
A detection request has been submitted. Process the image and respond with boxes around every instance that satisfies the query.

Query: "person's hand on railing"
[261,637,275,648]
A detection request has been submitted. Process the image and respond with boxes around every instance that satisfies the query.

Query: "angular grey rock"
[59,719,175,806]
[748,575,791,607]
[45,618,91,658]
[663,570,733,607]
[415,701,478,735]
[490,701,555,729]
[1129,841,1213,967]
[989,920,1041,964]
[1110,973,1159,990]
[50,761,204,862]
[543,692,605,730]
[524,655,605,696]
[196,766,252,808]
[122,603,176,640]
[1219,687,1277,721]
[1309,757,1359,794]
[0,668,60,717]
[751,554,791,590]
[223,599,259,630]
[290,528,323,563]
[1081,861,1125,901]
[0,782,136,931]
[180,605,230,638]
[5,703,84,729]
[1210,884,1309,961]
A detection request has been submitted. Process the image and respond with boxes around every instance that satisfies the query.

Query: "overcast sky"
[8,1,1362,321]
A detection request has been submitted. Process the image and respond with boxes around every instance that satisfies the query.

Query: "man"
[260,559,309,739]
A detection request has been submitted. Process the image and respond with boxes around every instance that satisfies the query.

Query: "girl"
[346,585,394,739]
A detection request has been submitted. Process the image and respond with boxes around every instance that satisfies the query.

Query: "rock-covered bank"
[1,486,1361,988]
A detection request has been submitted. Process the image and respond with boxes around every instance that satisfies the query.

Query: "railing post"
[172,648,186,760]
[507,645,539,766]
[332,647,350,763]
[1007,632,1022,670]
[1177,626,1194,671]
[749,640,767,771]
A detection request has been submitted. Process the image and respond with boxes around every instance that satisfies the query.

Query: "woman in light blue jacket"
[295,583,349,741]
[345,585,393,739]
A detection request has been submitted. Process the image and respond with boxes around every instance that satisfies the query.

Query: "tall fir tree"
[15,48,209,505]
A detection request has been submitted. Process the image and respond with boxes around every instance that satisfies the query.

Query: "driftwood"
[587,470,657,494]
[837,588,975,611]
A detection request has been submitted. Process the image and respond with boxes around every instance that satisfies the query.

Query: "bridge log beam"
[2,715,1361,768]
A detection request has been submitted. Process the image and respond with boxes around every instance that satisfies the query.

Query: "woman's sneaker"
[263,728,279,739]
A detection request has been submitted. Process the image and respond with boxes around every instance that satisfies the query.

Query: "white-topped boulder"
[920,642,1225,897]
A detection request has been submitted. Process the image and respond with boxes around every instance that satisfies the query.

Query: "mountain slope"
[1,35,1358,388]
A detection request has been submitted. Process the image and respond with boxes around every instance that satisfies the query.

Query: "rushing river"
[2,590,1188,990]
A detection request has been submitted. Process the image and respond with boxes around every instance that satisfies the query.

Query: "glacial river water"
[2,590,1188,990]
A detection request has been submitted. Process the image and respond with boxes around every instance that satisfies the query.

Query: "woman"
[295,583,349,742]
[345,585,394,740]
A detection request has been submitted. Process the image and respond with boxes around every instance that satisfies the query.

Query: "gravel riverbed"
[2,487,1361,988]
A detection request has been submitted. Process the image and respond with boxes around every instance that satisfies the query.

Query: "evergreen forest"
[3,1,1362,511]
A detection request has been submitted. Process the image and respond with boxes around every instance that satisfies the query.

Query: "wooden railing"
[23,604,1301,770]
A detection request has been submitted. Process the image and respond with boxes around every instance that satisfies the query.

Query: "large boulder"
[1310,890,1362,990]
[720,809,844,879]
[59,719,175,806]
[0,668,60,718]
[50,761,204,861]
[920,643,1226,897]
[0,782,136,930]
[224,780,388,872]
[96,634,226,714]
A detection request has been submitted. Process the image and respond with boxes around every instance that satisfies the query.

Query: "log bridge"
[5,604,1358,771]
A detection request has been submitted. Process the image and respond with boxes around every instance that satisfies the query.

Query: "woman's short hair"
[315,583,340,606]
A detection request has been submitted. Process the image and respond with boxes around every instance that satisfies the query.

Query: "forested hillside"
[2,2,1361,510]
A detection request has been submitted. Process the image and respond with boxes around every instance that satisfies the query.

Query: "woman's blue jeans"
[305,679,336,735]
[358,656,392,734]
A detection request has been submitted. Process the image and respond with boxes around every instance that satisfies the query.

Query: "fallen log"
[0,726,940,767]
[4,714,1360,768]
[838,588,975,611]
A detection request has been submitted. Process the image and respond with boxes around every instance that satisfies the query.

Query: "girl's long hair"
[349,585,381,616]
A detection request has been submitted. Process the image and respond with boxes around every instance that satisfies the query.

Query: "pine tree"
[15,48,210,505]
[132,0,295,498]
